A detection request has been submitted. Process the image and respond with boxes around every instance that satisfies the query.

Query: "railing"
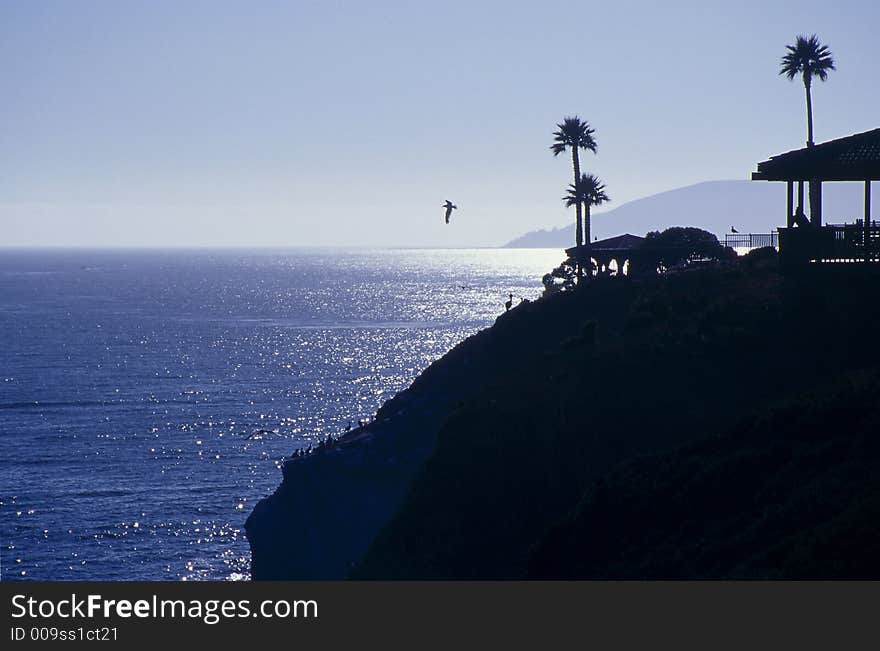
[724,233,779,251]
[778,222,880,264]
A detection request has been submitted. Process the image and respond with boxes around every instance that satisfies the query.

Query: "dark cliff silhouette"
[247,254,880,579]
[528,372,880,579]
[349,260,880,579]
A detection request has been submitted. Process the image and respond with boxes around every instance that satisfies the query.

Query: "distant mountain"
[504,179,868,247]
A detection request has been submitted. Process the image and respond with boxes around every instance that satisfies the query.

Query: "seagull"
[730,226,739,233]
[443,200,458,224]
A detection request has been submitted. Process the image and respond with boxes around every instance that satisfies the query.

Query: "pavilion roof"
[592,233,645,250]
[565,234,645,258]
[752,128,880,182]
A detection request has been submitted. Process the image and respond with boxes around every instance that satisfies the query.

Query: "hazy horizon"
[3,1,878,247]
[0,177,745,250]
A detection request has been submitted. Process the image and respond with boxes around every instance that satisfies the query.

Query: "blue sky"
[2,0,878,246]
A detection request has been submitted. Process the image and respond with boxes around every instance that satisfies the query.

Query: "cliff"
[248,255,880,579]
[245,279,638,579]
[244,284,635,579]
[528,371,880,579]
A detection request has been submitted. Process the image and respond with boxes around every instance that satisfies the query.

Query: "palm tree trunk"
[804,76,814,147]
[572,151,583,247]
[804,76,820,223]
[584,203,592,251]
[571,150,583,281]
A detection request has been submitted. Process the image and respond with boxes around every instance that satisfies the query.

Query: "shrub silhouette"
[641,226,730,271]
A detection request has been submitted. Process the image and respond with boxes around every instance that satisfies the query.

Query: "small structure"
[751,128,879,265]
[566,233,644,277]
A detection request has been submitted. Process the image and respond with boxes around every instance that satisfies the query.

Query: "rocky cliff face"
[348,263,880,579]
[245,367,456,579]
[248,261,880,580]
[527,371,880,579]
[244,290,614,579]
[245,278,638,579]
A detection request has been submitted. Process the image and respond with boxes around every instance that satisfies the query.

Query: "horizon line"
[0,244,568,252]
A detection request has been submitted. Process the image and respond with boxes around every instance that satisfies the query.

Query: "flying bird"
[443,200,458,224]
[730,226,739,233]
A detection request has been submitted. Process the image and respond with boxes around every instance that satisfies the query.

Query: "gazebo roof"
[752,128,880,182]
[592,233,645,250]
[565,233,644,258]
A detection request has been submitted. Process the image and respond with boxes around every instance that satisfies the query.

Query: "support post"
[810,181,822,226]
[866,180,873,264]
[786,181,794,228]
[797,181,804,213]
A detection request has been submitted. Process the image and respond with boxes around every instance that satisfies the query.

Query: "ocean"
[0,248,562,581]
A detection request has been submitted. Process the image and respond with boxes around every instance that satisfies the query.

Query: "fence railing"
[778,222,880,264]
[724,233,779,251]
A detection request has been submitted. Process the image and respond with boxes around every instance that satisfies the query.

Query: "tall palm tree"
[564,174,609,250]
[780,34,835,147]
[552,117,597,248]
[563,174,609,278]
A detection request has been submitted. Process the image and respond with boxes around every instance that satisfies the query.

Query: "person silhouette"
[505,293,513,312]
[443,200,457,224]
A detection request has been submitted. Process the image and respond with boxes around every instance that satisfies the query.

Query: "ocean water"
[0,248,562,581]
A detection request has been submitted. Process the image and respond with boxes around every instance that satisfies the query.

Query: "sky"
[2,0,878,247]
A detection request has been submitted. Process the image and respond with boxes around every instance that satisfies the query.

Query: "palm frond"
[581,173,610,206]
[779,34,835,82]
[562,174,610,208]
[551,115,598,155]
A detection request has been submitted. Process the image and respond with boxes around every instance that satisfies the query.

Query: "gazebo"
[565,233,645,277]
[751,128,879,264]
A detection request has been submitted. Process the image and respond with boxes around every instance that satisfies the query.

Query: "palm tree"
[582,174,609,247]
[563,174,609,278]
[552,117,597,247]
[564,174,609,250]
[780,34,835,147]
